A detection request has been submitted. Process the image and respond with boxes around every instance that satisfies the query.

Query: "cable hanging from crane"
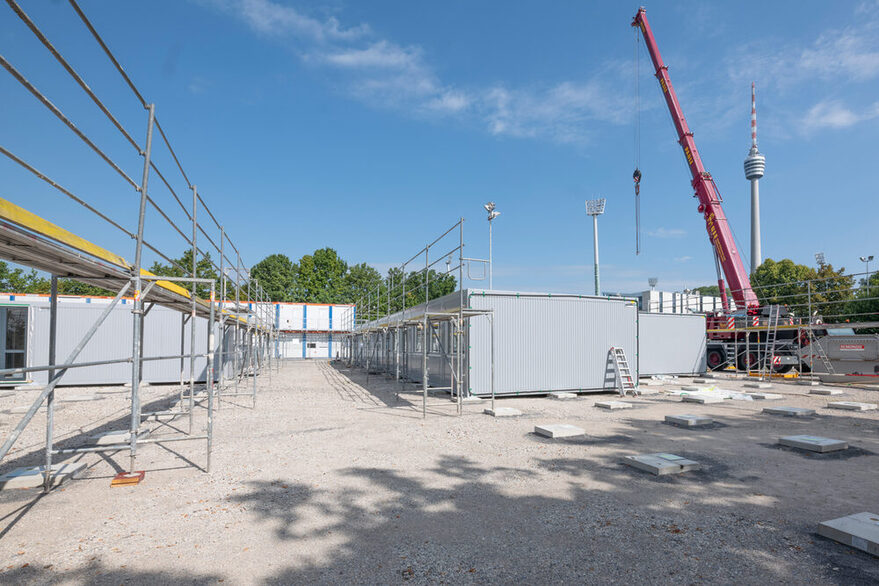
[633,26,642,255]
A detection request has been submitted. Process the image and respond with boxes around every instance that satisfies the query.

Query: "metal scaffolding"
[341,219,493,417]
[0,0,276,489]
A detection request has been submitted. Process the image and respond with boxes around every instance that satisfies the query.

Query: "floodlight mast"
[861,255,874,274]
[485,202,500,289]
[586,198,606,296]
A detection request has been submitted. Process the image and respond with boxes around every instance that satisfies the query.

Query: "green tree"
[0,261,48,293]
[845,272,879,330]
[251,254,296,302]
[345,262,383,310]
[751,258,815,315]
[149,249,219,299]
[294,248,349,303]
[57,279,114,296]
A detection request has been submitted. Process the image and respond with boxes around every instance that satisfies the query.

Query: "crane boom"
[632,8,759,310]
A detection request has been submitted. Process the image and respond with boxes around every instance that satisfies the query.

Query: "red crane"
[632,8,759,311]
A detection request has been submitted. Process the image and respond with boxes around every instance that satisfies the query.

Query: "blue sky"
[1,1,877,294]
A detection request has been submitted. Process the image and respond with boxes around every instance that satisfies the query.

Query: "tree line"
[694,257,878,323]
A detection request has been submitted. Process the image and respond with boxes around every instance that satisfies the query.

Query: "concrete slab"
[810,388,843,396]
[763,406,815,417]
[595,401,632,410]
[745,382,773,389]
[639,380,664,387]
[548,392,577,400]
[483,407,522,417]
[461,396,484,404]
[682,394,725,404]
[89,428,150,446]
[665,414,713,428]
[797,380,821,386]
[0,462,86,490]
[622,453,701,476]
[827,401,877,412]
[779,435,848,453]
[680,385,707,392]
[819,512,879,556]
[746,392,783,400]
[58,394,103,402]
[636,388,659,396]
[534,424,585,439]
[693,378,710,383]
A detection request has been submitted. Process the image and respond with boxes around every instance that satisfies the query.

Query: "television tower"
[743,82,765,274]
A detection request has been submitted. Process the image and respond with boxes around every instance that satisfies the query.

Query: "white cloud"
[674,256,693,263]
[648,227,686,238]
[802,100,879,131]
[199,0,627,145]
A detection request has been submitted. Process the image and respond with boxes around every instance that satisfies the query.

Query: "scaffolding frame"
[342,219,492,417]
[0,0,277,490]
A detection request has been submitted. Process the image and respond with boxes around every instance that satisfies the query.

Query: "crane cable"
[633,27,642,255]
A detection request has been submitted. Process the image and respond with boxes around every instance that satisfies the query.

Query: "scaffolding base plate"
[111,471,145,487]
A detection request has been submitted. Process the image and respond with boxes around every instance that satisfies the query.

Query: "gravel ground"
[0,361,877,585]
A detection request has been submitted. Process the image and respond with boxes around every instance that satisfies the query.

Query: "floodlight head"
[860,255,874,263]
[488,210,501,221]
[585,198,606,216]
[484,201,495,213]
[648,277,658,289]
[815,252,825,266]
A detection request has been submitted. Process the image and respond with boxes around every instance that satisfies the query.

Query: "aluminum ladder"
[808,328,835,376]
[610,346,638,396]
[761,305,780,380]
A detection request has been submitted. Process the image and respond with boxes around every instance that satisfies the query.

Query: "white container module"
[638,312,707,376]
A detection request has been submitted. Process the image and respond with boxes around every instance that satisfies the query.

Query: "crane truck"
[630,8,879,377]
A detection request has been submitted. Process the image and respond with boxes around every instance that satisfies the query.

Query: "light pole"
[585,198,606,296]
[860,255,874,275]
[484,202,500,289]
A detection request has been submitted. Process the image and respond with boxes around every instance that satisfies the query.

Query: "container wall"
[467,293,638,396]
[638,312,707,376]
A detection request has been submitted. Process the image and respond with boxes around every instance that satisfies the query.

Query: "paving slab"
[89,428,150,446]
[0,462,86,490]
[763,406,815,417]
[746,392,783,400]
[810,388,843,396]
[682,394,725,404]
[827,401,877,412]
[779,435,848,453]
[818,512,879,556]
[622,453,701,476]
[595,401,632,410]
[744,382,773,389]
[534,424,585,439]
[483,407,522,417]
[548,392,577,400]
[665,414,713,428]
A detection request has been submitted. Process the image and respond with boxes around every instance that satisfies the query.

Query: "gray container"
[638,312,706,376]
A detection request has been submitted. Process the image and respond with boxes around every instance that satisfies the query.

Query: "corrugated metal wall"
[638,312,706,375]
[27,301,234,385]
[467,291,638,396]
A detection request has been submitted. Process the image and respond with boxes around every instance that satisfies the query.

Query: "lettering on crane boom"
[684,145,693,165]
[660,78,668,93]
[706,212,726,262]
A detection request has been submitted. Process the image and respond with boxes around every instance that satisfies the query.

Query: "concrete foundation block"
[483,407,522,417]
[665,414,713,428]
[89,428,150,446]
[745,382,773,389]
[0,462,86,490]
[622,453,701,476]
[819,512,879,556]
[534,424,585,438]
[746,392,783,400]
[763,406,815,417]
[797,380,821,386]
[779,435,848,453]
[827,401,877,412]
[680,385,706,392]
[548,392,577,400]
[461,396,484,404]
[810,388,843,396]
[595,401,632,410]
[682,394,724,404]
[637,388,660,396]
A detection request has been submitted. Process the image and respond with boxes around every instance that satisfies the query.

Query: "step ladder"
[610,347,638,396]
[808,328,835,376]
[761,305,780,380]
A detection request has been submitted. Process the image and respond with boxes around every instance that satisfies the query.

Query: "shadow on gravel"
[0,560,223,585]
